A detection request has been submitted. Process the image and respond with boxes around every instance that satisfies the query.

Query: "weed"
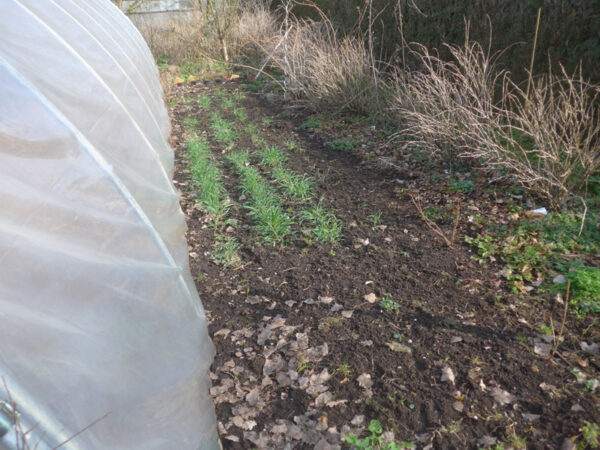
[221,97,235,109]
[280,109,294,119]
[380,294,401,311]
[297,117,319,130]
[333,363,351,378]
[245,78,266,92]
[272,167,314,202]
[233,107,248,122]
[345,420,413,449]
[213,89,227,100]
[465,210,600,293]
[186,137,231,227]
[211,236,241,267]
[251,134,267,147]
[167,99,177,107]
[232,91,245,101]
[259,145,288,166]
[229,152,294,245]
[183,116,199,131]
[328,138,355,152]
[563,265,600,315]
[210,114,237,143]
[261,117,273,127]
[449,179,475,195]
[286,140,303,152]
[198,94,211,109]
[579,421,599,448]
[537,323,553,335]
[505,433,527,449]
[368,210,383,226]
[297,360,310,374]
[301,203,343,244]
[245,123,258,134]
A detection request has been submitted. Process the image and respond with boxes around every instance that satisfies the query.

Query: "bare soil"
[169,80,600,449]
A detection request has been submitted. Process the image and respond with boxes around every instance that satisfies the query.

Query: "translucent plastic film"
[0,1,218,448]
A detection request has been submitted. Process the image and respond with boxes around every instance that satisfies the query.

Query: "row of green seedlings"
[227,150,295,245]
[250,134,343,244]
[186,129,241,268]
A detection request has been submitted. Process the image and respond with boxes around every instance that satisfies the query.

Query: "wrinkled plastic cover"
[0,1,218,448]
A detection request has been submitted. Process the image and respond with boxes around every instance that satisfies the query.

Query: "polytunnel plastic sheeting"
[0,1,219,449]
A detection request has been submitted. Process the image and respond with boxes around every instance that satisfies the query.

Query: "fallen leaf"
[441,366,455,385]
[450,336,463,344]
[214,328,231,338]
[476,436,497,447]
[341,310,354,318]
[357,373,373,390]
[453,401,464,412]
[319,296,334,304]
[315,392,333,408]
[350,415,365,426]
[385,342,412,354]
[489,386,517,405]
[364,293,377,303]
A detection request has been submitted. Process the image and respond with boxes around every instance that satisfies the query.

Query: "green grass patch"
[233,107,248,122]
[213,88,227,100]
[465,209,599,295]
[228,151,294,245]
[301,202,343,244]
[210,113,237,143]
[328,138,355,152]
[272,167,314,202]
[221,97,235,109]
[297,117,320,130]
[198,94,211,109]
[183,116,199,131]
[558,265,600,315]
[245,123,258,134]
[259,145,288,167]
[186,137,231,227]
[211,236,241,267]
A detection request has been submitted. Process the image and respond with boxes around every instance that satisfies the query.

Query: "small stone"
[580,341,599,355]
[453,401,464,412]
[534,342,552,357]
[571,403,584,412]
[351,415,365,426]
[450,336,463,344]
[553,274,567,284]
[364,293,377,303]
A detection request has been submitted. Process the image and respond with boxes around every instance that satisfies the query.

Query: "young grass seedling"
[233,107,248,122]
[210,113,237,143]
[221,97,235,109]
[187,137,231,227]
[228,151,294,245]
[272,167,314,202]
[259,145,288,167]
[301,202,342,244]
[211,236,241,267]
[198,94,211,109]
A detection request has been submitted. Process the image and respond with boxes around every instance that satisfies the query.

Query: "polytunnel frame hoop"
[50,0,168,146]
[13,0,174,188]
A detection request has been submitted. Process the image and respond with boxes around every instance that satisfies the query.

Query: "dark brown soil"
[169,80,600,449]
